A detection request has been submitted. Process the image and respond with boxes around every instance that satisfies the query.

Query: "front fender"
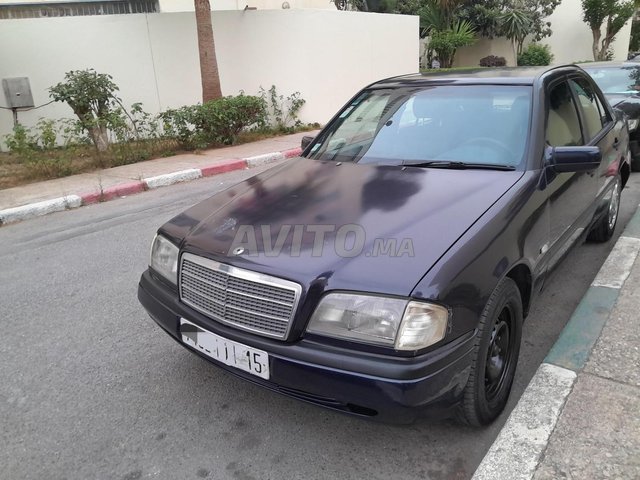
[410,171,545,340]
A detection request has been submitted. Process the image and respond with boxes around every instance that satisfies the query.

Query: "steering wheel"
[457,137,515,159]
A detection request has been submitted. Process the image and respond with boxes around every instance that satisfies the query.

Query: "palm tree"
[194,0,222,102]
[499,9,533,57]
[420,1,475,68]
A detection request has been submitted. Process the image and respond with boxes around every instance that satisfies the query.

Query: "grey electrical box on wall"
[2,77,35,109]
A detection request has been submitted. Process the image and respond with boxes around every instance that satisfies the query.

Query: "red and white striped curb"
[0,147,301,226]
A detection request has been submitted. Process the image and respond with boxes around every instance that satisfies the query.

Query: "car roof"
[369,65,581,88]
[577,61,640,69]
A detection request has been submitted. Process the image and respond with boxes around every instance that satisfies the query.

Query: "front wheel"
[587,175,621,243]
[458,277,523,426]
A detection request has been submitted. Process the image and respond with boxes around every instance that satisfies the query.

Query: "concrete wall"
[158,0,337,11]
[0,0,336,9]
[159,0,239,11]
[0,10,418,146]
[454,38,517,68]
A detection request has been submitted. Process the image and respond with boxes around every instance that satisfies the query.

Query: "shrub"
[3,87,312,185]
[159,105,198,146]
[4,124,38,160]
[517,43,554,66]
[104,102,169,166]
[161,94,267,149]
[193,95,267,145]
[3,121,77,178]
[479,55,507,67]
[428,20,477,68]
[259,85,306,133]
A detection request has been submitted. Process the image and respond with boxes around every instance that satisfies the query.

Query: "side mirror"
[549,146,602,173]
[301,135,315,151]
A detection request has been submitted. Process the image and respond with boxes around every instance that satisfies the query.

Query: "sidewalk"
[473,207,640,480]
[0,130,316,224]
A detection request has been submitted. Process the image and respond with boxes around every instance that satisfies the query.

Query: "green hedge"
[161,94,267,149]
[518,43,554,67]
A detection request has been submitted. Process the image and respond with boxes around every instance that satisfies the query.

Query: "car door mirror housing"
[549,146,602,173]
[301,135,315,151]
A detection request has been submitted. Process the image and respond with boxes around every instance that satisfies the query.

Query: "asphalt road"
[2,166,639,480]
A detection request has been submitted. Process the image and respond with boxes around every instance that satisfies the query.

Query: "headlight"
[149,234,179,284]
[306,293,448,350]
[628,118,639,132]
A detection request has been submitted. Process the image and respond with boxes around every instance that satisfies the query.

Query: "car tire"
[458,277,523,426]
[587,175,621,243]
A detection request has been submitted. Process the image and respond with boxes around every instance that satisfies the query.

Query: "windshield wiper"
[401,160,516,171]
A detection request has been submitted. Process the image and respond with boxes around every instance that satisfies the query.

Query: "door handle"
[613,138,620,149]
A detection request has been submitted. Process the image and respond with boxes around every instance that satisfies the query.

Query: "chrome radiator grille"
[179,253,302,339]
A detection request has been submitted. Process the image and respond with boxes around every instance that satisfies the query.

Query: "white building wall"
[158,0,337,11]
[0,10,417,146]
[0,0,75,3]
[159,0,237,11]
[0,0,336,11]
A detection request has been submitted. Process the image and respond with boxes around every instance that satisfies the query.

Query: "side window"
[546,81,583,147]
[569,77,611,141]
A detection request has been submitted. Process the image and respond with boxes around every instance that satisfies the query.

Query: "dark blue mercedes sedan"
[138,66,630,425]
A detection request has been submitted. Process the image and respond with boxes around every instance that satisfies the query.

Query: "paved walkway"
[474,206,640,480]
[0,131,314,211]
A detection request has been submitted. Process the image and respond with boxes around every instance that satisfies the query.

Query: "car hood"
[171,158,523,296]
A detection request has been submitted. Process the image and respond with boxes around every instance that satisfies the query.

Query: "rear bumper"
[138,270,474,424]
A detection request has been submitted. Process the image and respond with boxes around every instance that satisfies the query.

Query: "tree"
[499,9,533,55]
[428,20,476,67]
[195,0,222,102]
[581,0,636,60]
[49,69,119,152]
[413,0,476,67]
[332,0,395,11]
[396,0,560,67]
[458,0,560,42]
[630,19,640,52]
[518,0,561,42]
[457,0,503,38]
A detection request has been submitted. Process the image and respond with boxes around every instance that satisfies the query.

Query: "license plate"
[180,318,270,380]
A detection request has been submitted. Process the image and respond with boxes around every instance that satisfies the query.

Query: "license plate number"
[180,318,270,380]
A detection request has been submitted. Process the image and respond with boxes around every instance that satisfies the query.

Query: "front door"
[543,78,598,270]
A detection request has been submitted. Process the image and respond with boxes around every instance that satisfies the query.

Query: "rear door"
[568,74,624,219]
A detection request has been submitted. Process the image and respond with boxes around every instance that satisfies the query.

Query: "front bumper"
[138,270,475,424]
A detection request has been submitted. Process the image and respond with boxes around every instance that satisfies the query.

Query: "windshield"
[306,85,532,168]
[584,65,640,95]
